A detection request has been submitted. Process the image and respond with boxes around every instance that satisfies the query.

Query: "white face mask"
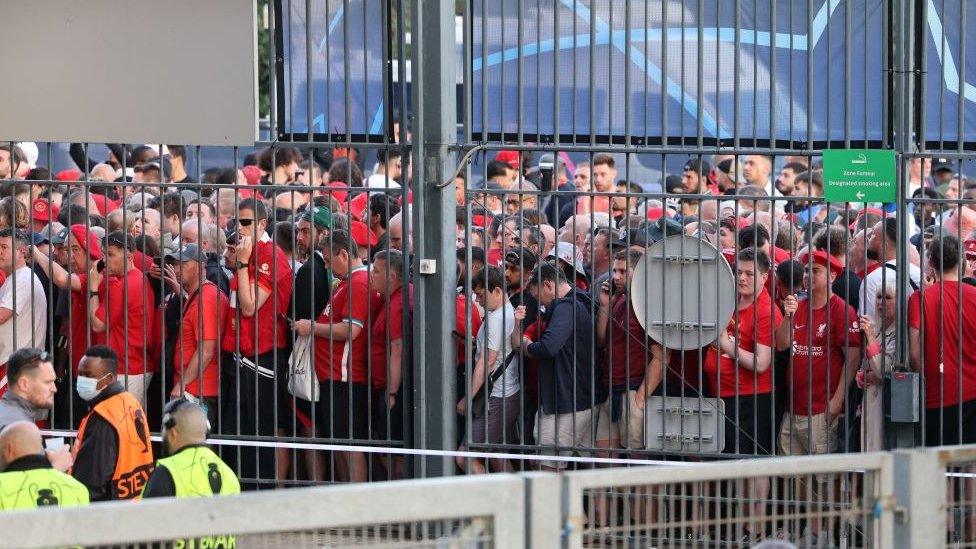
[76,374,109,401]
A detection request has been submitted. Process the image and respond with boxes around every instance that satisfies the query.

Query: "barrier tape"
[42,429,701,466]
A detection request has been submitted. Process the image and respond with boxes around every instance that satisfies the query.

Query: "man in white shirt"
[456,266,519,474]
[859,218,921,327]
[0,229,47,370]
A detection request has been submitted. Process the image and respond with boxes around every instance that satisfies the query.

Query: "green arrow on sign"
[822,149,897,203]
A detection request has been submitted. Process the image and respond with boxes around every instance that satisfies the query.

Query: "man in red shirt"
[909,235,976,447]
[30,225,106,377]
[294,229,377,482]
[168,244,229,428]
[703,247,782,454]
[595,249,666,453]
[222,198,293,485]
[368,248,412,479]
[703,247,782,540]
[776,250,862,456]
[86,231,155,409]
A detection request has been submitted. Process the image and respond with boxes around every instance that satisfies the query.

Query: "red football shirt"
[314,266,378,383]
[787,295,862,415]
[368,284,412,390]
[603,294,653,387]
[176,282,229,397]
[94,268,154,375]
[455,294,483,366]
[69,274,107,375]
[702,290,782,398]
[223,236,293,356]
[908,281,976,408]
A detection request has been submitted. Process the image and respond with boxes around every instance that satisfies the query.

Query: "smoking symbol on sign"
[851,153,868,165]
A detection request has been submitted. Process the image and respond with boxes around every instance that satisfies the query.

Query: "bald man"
[0,421,89,509]
[142,399,240,499]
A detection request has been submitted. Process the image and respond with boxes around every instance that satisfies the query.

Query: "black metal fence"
[3,0,976,489]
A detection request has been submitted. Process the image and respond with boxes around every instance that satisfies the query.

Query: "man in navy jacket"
[513,261,607,471]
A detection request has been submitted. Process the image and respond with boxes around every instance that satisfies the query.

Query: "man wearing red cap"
[349,220,378,261]
[31,199,58,233]
[775,249,861,543]
[776,250,862,455]
[31,225,107,376]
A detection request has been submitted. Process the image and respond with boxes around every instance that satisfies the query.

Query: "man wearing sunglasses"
[221,198,293,486]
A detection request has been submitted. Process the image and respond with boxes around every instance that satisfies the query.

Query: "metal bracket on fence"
[649,321,717,331]
[646,396,725,454]
[652,254,720,264]
[657,433,714,444]
[658,404,716,416]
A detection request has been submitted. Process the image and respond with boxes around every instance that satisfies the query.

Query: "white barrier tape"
[42,429,702,467]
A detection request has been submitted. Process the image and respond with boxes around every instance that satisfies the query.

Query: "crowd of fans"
[0,141,974,497]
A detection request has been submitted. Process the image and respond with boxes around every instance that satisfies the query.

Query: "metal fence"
[0,473,523,549]
[2,0,976,491]
[13,443,976,548]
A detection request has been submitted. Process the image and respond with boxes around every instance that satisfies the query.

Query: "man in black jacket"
[512,261,607,471]
[71,345,154,501]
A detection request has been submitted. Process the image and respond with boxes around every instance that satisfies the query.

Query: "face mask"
[76,374,107,401]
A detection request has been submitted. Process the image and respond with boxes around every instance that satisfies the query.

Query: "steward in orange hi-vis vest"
[71,346,155,502]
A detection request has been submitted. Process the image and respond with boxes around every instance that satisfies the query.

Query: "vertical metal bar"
[516,0,524,145]
[889,0,916,449]
[411,0,458,478]
[844,0,852,146]
[769,0,776,148]
[958,0,966,152]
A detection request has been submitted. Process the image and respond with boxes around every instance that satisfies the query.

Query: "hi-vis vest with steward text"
[0,468,89,509]
[154,446,240,498]
[151,446,240,549]
[74,391,154,500]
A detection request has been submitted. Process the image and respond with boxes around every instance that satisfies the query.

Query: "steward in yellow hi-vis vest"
[143,399,240,548]
[0,421,89,510]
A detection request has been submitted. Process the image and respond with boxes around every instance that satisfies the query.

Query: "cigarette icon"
[851,153,868,164]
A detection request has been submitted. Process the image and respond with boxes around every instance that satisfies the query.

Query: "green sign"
[822,149,897,203]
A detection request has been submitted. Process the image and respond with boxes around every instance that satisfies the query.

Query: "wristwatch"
[88,290,99,299]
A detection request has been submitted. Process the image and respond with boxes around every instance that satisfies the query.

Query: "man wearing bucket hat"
[546,241,589,290]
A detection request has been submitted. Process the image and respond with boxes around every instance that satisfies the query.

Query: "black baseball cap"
[683,158,711,174]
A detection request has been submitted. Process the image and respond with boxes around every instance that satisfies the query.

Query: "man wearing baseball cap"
[30,199,58,234]
[682,158,712,194]
[166,244,229,428]
[775,251,861,490]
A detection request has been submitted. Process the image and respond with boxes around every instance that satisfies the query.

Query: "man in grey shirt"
[0,347,71,471]
[0,347,57,432]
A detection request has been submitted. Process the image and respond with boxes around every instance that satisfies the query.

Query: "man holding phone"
[86,231,155,409]
[221,198,293,486]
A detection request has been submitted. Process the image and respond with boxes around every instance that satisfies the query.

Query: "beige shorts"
[594,391,647,450]
[535,408,595,470]
[778,411,838,457]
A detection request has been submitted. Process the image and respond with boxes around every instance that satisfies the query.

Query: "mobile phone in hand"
[96,259,105,273]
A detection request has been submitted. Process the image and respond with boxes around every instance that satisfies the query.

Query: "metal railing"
[0,473,523,549]
[13,443,976,548]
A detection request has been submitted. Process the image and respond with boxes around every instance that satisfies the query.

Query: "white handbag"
[287,333,319,401]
